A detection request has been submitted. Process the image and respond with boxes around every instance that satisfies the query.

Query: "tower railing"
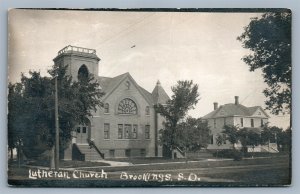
[57,45,96,55]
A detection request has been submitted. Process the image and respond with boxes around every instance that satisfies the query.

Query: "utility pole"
[55,76,59,171]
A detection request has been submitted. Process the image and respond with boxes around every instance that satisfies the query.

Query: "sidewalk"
[95,160,133,167]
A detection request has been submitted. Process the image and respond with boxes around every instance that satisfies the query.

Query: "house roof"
[202,103,269,119]
[97,73,169,105]
[152,80,170,104]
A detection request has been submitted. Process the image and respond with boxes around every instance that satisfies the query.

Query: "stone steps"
[76,144,103,161]
[261,145,279,153]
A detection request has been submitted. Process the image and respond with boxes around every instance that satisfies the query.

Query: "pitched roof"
[247,106,261,115]
[97,73,169,105]
[152,80,170,104]
[202,103,269,119]
[138,85,154,104]
[98,73,128,93]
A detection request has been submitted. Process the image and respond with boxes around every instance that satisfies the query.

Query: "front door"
[76,126,89,144]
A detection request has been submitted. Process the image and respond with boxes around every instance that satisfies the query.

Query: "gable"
[251,107,269,118]
[102,73,153,106]
[214,107,228,117]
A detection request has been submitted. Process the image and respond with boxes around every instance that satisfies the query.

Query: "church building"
[53,45,170,160]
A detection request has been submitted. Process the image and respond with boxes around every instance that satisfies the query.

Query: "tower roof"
[53,45,100,62]
[152,80,170,104]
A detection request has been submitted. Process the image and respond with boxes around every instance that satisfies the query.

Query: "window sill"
[113,139,150,141]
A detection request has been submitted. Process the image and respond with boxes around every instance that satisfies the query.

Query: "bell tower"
[53,45,100,81]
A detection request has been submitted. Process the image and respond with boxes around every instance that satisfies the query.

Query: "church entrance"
[76,122,91,144]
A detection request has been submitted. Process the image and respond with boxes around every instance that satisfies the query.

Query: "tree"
[261,125,291,152]
[7,63,105,160]
[261,126,280,145]
[237,128,249,153]
[176,117,210,152]
[246,131,261,152]
[280,127,291,152]
[239,128,261,154]
[155,80,200,158]
[222,125,239,149]
[8,82,26,160]
[215,134,225,157]
[238,11,291,115]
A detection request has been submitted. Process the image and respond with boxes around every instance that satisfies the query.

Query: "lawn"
[108,157,198,164]
[7,154,290,187]
[107,151,289,164]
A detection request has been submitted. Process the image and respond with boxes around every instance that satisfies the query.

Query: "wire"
[98,13,156,47]
[240,87,260,104]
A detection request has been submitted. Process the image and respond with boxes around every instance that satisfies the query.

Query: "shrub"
[213,149,243,161]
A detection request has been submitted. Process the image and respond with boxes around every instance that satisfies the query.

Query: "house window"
[104,123,110,139]
[124,124,131,139]
[118,98,137,115]
[210,135,214,144]
[104,103,109,113]
[109,149,115,158]
[140,149,146,157]
[251,119,254,127]
[82,127,87,133]
[145,106,150,115]
[222,134,227,144]
[270,133,276,143]
[77,127,80,133]
[145,125,150,139]
[125,149,131,157]
[213,119,216,128]
[132,125,138,139]
[118,124,123,139]
[261,119,264,127]
[240,118,244,127]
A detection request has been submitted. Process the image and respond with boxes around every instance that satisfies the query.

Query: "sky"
[8,9,290,128]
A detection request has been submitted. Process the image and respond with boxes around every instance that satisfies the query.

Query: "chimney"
[235,96,239,105]
[213,102,218,110]
[156,80,161,86]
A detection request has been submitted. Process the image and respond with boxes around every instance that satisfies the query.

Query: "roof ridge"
[202,103,266,119]
[98,75,112,79]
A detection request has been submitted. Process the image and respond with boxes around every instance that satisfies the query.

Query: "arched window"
[145,106,150,115]
[125,81,130,90]
[104,103,109,113]
[118,98,137,115]
[78,65,89,81]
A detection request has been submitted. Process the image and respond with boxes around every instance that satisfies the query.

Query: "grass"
[8,155,291,187]
[243,151,290,158]
[108,157,196,164]
[107,151,289,164]
[8,154,291,186]
[205,165,291,185]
